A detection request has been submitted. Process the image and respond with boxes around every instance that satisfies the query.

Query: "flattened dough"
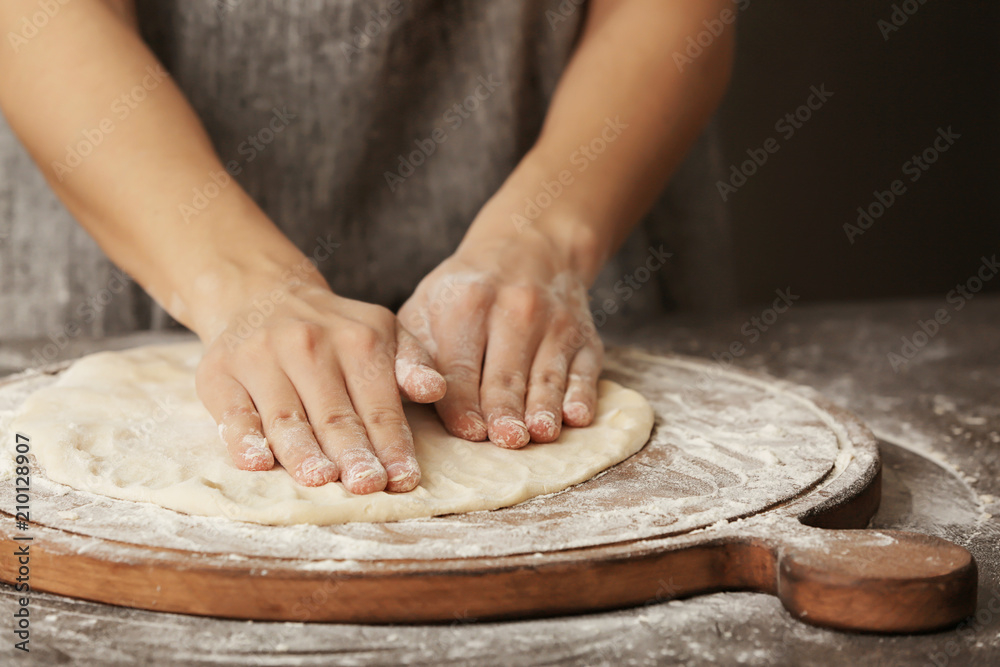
[9,343,654,525]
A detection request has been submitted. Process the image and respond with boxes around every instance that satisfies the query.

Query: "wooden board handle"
[773,527,977,633]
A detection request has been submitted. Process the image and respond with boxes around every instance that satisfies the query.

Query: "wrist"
[168,214,329,342]
[462,155,608,284]
[179,254,321,344]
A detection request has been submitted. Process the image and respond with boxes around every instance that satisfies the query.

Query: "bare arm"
[466,0,735,279]
[0,0,297,329]
[0,0,444,493]
[401,0,734,446]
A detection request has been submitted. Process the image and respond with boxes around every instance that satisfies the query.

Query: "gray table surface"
[1,297,998,666]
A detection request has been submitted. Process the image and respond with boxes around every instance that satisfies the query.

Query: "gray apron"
[0,0,733,342]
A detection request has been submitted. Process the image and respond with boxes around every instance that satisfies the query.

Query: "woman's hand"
[193,269,445,494]
[398,226,602,448]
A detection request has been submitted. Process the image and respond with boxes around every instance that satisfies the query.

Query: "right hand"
[193,274,446,494]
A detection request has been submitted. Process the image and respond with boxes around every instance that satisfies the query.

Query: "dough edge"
[6,342,655,526]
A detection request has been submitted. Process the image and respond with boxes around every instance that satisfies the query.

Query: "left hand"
[398,227,602,448]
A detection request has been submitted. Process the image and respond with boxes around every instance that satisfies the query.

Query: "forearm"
[0,0,312,338]
[463,0,735,283]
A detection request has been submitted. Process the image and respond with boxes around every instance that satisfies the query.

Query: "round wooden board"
[0,347,977,633]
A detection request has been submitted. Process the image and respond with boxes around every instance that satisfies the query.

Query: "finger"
[562,341,603,428]
[233,360,339,487]
[278,340,389,495]
[196,368,274,471]
[480,287,547,449]
[344,344,420,493]
[395,322,446,404]
[430,283,492,441]
[524,334,572,443]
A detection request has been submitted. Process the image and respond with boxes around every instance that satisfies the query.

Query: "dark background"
[715,0,999,305]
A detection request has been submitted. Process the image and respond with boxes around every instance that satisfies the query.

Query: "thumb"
[394,321,447,403]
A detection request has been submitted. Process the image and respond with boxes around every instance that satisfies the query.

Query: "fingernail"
[240,433,274,470]
[527,411,559,441]
[344,461,388,489]
[420,366,447,395]
[406,366,447,402]
[455,411,488,441]
[386,461,420,485]
[490,416,530,449]
[297,456,338,486]
[563,401,591,424]
[348,466,379,482]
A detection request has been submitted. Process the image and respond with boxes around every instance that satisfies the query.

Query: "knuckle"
[501,285,546,324]
[364,406,409,429]
[365,304,396,329]
[319,410,366,432]
[455,280,495,307]
[287,321,325,354]
[428,280,494,321]
[222,404,259,422]
[549,310,575,333]
[492,368,527,393]
[443,362,480,385]
[478,281,500,302]
[536,368,566,391]
[268,408,306,431]
[570,311,601,347]
[341,324,382,355]
[234,334,270,362]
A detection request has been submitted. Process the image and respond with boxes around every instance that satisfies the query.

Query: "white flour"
[0,348,854,563]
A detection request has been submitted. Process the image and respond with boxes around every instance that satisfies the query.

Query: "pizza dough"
[6,343,654,525]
